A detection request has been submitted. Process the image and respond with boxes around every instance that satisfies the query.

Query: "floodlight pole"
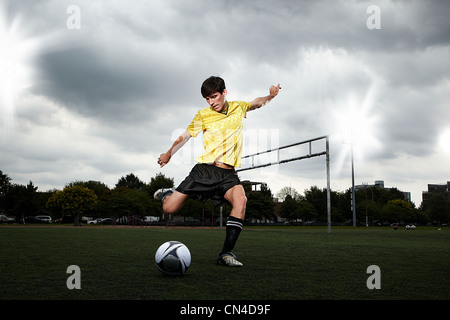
[351,135,356,227]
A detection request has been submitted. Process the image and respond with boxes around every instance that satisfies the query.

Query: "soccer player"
[155,76,280,267]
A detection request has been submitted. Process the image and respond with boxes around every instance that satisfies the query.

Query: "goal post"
[236,135,332,233]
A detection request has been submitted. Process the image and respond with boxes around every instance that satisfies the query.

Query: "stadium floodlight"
[236,135,331,233]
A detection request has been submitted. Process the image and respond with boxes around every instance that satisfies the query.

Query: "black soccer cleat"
[153,188,175,202]
[217,252,243,267]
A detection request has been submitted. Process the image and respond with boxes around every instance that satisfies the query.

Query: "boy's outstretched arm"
[157,129,192,168]
[249,84,281,111]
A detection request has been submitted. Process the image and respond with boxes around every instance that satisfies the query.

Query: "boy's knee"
[234,194,247,211]
[240,195,247,207]
[162,197,178,214]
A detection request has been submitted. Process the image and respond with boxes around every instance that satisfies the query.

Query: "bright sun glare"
[335,85,381,150]
[439,129,450,154]
[331,83,382,178]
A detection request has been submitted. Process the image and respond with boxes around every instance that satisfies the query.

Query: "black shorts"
[176,163,241,206]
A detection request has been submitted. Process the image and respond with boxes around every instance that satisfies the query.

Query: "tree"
[178,198,205,220]
[67,180,111,217]
[246,189,275,221]
[382,199,418,224]
[279,195,298,220]
[1,181,40,220]
[0,170,11,196]
[304,186,328,222]
[46,186,98,225]
[295,200,318,223]
[146,172,175,196]
[105,187,155,219]
[422,192,450,225]
[116,173,145,190]
[67,180,110,197]
[0,170,12,213]
[276,186,301,201]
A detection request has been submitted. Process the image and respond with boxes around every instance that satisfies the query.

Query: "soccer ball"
[155,241,191,276]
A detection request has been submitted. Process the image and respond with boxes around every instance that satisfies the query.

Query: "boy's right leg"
[154,189,189,214]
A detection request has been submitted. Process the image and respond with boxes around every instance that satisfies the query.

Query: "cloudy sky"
[1,0,449,207]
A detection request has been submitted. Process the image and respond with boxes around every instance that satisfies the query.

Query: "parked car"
[24,216,50,223]
[144,216,160,225]
[97,218,115,225]
[87,218,103,225]
[25,216,42,223]
[82,216,94,223]
[35,215,52,223]
[0,214,15,223]
[55,215,76,224]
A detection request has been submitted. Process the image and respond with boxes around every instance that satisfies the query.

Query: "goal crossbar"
[236,135,332,233]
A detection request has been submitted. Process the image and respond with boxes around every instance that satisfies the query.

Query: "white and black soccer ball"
[155,241,191,276]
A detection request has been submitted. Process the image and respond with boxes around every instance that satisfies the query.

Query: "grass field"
[1,225,449,300]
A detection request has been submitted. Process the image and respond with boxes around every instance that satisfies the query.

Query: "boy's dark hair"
[201,76,226,98]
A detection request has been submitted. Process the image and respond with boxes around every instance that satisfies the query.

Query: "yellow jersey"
[187,101,251,167]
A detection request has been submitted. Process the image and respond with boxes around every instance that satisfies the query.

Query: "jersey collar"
[218,101,229,115]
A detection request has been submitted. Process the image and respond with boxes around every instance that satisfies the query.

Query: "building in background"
[355,180,411,202]
[422,181,450,201]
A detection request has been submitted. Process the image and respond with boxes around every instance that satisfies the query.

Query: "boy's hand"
[249,83,281,111]
[269,84,281,98]
[157,152,171,168]
[157,130,191,168]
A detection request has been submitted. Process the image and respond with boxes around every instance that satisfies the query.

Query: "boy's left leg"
[218,184,247,267]
[224,184,247,220]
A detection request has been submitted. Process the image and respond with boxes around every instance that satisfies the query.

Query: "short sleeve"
[240,101,251,118]
[187,112,204,137]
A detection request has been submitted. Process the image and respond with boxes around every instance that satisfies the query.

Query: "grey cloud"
[2,0,450,205]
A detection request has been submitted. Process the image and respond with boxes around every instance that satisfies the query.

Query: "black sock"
[220,216,243,255]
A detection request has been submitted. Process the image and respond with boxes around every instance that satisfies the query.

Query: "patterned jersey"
[187,101,251,167]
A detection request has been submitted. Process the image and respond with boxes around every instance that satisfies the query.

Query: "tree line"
[0,170,448,226]
[274,186,448,226]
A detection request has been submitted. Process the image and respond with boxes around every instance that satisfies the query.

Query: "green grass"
[1,225,449,300]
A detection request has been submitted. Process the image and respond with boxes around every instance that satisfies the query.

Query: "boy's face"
[205,90,227,113]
